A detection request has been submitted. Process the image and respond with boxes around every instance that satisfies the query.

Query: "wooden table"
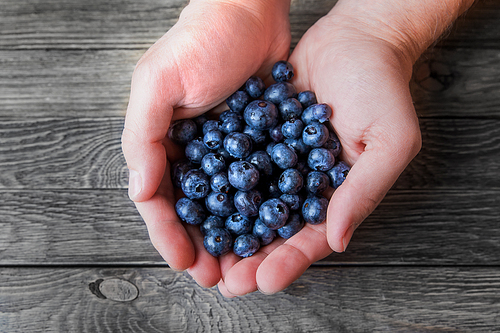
[1,0,500,331]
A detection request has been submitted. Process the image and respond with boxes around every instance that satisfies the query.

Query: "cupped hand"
[219,9,422,296]
[121,0,291,288]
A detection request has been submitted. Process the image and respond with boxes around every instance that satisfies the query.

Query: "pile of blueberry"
[170,60,350,258]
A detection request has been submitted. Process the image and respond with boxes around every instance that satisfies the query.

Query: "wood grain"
[1,266,499,332]
[1,188,499,265]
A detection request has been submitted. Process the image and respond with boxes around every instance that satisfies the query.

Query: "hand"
[218,6,423,296]
[121,0,291,288]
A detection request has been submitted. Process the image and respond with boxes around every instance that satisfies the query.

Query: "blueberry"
[259,198,289,230]
[269,124,284,142]
[203,120,221,135]
[181,169,210,199]
[279,97,303,120]
[243,100,279,131]
[252,218,277,245]
[193,114,209,129]
[297,90,317,109]
[234,189,262,217]
[201,153,226,176]
[228,161,260,191]
[272,60,294,82]
[294,159,311,177]
[278,168,303,194]
[210,172,231,193]
[246,150,273,177]
[216,145,232,160]
[284,137,311,156]
[302,122,329,148]
[301,103,332,124]
[259,177,282,199]
[226,90,252,113]
[271,143,298,169]
[175,197,206,225]
[204,227,232,257]
[263,82,297,105]
[233,234,260,258]
[305,171,330,195]
[243,125,268,146]
[282,118,304,139]
[280,193,303,210]
[302,195,329,225]
[203,129,224,150]
[205,191,236,217]
[171,159,192,188]
[200,215,225,236]
[266,141,277,156]
[223,132,253,159]
[185,137,210,164]
[323,131,342,157]
[307,148,335,171]
[327,161,350,189]
[277,213,304,239]
[245,76,266,99]
[225,213,254,235]
[219,110,243,134]
[168,119,198,145]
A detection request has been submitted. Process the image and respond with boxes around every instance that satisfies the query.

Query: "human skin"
[121,0,475,296]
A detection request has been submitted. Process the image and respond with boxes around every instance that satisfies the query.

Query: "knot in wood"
[414,60,455,92]
[89,278,139,302]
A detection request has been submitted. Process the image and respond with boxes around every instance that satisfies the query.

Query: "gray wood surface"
[1,0,500,331]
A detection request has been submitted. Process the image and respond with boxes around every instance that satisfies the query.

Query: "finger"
[255,224,332,295]
[185,224,222,288]
[223,238,285,296]
[217,279,237,298]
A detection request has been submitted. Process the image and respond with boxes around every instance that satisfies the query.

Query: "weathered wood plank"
[1,266,499,332]
[1,189,499,265]
[1,117,500,190]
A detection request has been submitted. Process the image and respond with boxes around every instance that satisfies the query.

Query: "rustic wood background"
[1,0,500,331]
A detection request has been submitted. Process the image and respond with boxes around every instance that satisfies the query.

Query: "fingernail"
[128,169,142,200]
[342,225,356,252]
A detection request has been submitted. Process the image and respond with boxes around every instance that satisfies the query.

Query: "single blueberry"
[272,60,294,82]
[301,103,333,124]
[266,141,277,157]
[295,159,311,177]
[223,132,253,159]
[216,145,232,160]
[226,90,252,113]
[181,169,210,199]
[234,189,262,217]
[246,150,273,177]
[302,195,329,225]
[245,76,266,99]
[193,114,209,129]
[175,197,206,225]
[269,124,284,142]
[243,100,279,131]
[280,193,303,211]
[277,213,304,239]
[204,227,232,257]
[168,119,198,145]
[263,82,297,105]
[171,159,192,188]
[278,168,304,194]
[259,198,290,230]
[302,122,329,148]
[225,213,254,236]
[203,129,224,150]
[243,125,268,146]
[219,110,243,134]
[271,143,298,169]
[205,191,236,217]
[203,120,221,135]
[327,161,350,189]
[297,90,317,109]
[185,137,210,164]
[284,137,311,156]
[252,218,277,246]
[323,131,342,157]
[201,153,226,176]
[199,215,225,236]
[233,234,260,258]
[279,97,303,121]
[210,172,231,193]
[228,161,260,191]
[282,118,304,139]
[259,177,282,199]
[305,171,330,195]
[307,148,335,171]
